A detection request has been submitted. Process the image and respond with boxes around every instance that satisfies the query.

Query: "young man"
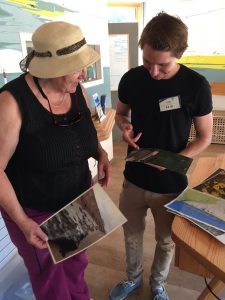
[109,12,213,300]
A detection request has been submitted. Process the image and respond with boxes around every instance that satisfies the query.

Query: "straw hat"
[20,21,100,78]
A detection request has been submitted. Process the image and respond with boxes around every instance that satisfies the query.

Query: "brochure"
[166,187,225,231]
[168,209,225,244]
[40,183,127,264]
[125,148,193,175]
[92,93,106,122]
[194,168,225,199]
[166,169,225,244]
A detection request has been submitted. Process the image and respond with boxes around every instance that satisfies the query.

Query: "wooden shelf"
[92,109,116,141]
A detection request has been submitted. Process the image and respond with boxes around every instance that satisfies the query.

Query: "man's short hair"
[138,12,188,58]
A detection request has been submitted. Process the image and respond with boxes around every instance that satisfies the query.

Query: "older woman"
[0,21,110,300]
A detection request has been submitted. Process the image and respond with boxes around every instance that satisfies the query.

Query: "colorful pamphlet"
[165,168,225,244]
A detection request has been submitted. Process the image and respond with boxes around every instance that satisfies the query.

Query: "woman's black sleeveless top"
[1,74,98,212]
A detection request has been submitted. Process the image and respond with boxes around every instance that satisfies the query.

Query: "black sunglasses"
[33,76,82,126]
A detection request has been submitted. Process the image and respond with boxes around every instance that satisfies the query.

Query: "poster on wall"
[109,34,129,91]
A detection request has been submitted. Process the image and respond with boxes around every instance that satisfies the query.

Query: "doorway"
[108,22,139,140]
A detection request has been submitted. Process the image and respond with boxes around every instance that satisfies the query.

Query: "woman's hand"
[97,148,111,187]
[19,217,48,249]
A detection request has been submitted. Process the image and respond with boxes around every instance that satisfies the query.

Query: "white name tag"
[159,96,181,112]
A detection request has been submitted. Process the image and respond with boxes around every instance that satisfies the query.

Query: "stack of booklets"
[165,169,225,244]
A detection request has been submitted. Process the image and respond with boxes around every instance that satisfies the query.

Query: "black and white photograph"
[40,183,127,264]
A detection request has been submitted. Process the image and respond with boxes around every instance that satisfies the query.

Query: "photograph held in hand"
[40,183,127,264]
[125,148,193,175]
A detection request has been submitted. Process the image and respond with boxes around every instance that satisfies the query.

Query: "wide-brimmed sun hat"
[20,21,100,78]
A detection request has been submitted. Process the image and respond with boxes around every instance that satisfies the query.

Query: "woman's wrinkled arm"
[93,142,111,187]
[0,91,48,249]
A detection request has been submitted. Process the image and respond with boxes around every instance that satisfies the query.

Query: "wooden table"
[172,216,225,300]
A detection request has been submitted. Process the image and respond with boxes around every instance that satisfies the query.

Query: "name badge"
[159,96,181,112]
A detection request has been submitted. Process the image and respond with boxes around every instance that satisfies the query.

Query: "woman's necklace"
[33,76,67,107]
[49,92,66,107]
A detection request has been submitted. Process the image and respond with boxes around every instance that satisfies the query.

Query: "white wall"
[55,0,110,70]
[144,0,225,109]
[145,0,225,56]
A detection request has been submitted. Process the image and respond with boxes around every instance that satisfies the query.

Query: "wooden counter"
[172,216,225,300]
[172,154,225,299]
[92,109,116,142]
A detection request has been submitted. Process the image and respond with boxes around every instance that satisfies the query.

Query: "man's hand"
[121,123,142,149]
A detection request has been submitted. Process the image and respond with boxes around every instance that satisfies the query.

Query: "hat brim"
[29,45,100,79]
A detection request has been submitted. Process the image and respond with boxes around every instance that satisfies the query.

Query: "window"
[107,2,142,23]
[20,32,32,58]
[83,45,102,83]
